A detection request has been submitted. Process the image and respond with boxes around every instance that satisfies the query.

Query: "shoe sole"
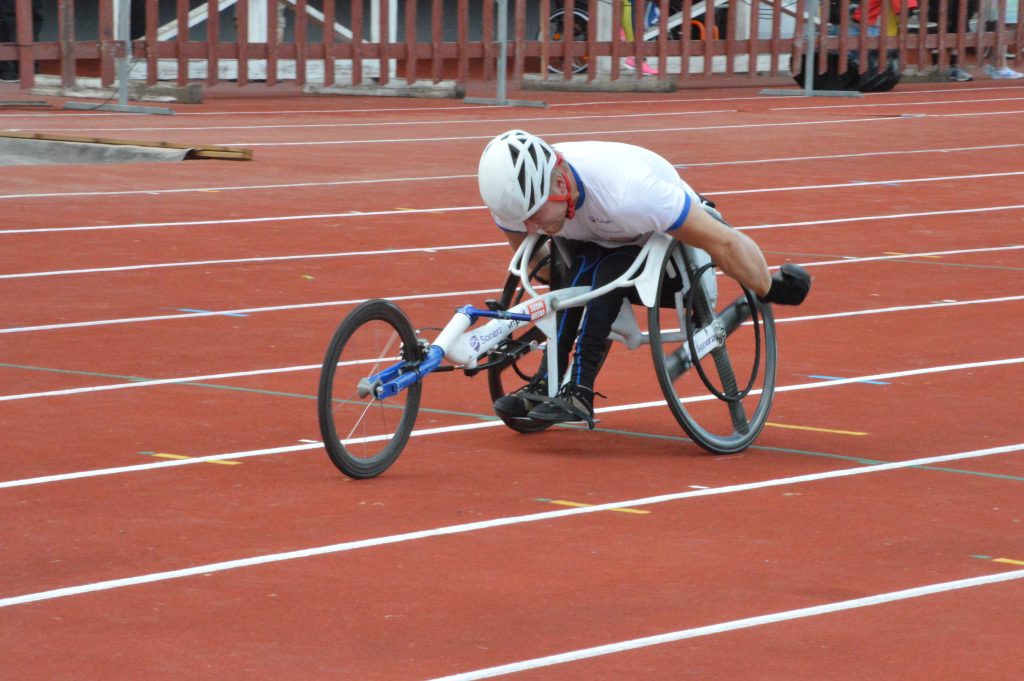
[525,413,599,425]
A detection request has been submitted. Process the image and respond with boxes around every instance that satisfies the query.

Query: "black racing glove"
[761,264,811,306]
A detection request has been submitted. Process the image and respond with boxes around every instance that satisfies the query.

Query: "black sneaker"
[528,383,597,430]
[493,377,548,420]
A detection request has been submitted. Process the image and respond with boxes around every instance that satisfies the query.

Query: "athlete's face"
[523,174,569,235]
[523,199,566,236]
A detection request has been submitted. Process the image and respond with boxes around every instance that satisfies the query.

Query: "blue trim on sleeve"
[665,192,692,232]
[567,162,586,212]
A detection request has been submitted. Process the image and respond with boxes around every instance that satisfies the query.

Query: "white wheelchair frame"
[423,231,720,402]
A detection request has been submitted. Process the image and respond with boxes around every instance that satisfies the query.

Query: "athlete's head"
[478,130,572,226]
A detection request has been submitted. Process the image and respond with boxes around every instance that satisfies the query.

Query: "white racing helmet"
[478,129,559,223]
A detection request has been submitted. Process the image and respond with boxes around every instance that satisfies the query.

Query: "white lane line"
[0,204,483,235]
[6,144,1023,201]
[0,242,506,280]
[791,244,1024,268]
[2,223,1021,282]
[597,357,1024,414]
[0,84,1015,119]
[430,568,1024,681]
[679,142,1024,168]
[3,108,736,134]
[11,94,1023,135]
[712,170,1024,196]
[2,245,1020,335]
[2,295,1021,402]
[2,357,1021,488]
[223,110,1024,147]
[743,203,1024,231]
[1,441,1021,608]
[4,239,1021,282]
[4,190,1024,240]
[0,172,477,200]
[770,96,1024,111]
[0,286,500,335]
[0,364,321,401]
[774,295,1024,325]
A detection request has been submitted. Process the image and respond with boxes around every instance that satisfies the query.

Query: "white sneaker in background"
[984,64,1024,79]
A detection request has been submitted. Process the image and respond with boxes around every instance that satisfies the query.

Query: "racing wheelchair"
[317,206,778,479]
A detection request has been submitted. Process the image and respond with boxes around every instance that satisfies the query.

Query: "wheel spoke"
[649,243,776,454]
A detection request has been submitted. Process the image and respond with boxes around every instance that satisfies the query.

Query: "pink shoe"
[623,56,658,75]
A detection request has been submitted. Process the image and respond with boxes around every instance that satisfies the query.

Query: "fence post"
[465,0,546,106]
[63,0,173,114]
[14,0,35,88]
[760,0,862,97]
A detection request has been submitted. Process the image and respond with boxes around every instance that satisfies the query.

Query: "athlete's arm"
[671,206,772,297]
[506,231,527,251]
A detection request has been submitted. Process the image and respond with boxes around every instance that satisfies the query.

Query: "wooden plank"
[0,131,253,160]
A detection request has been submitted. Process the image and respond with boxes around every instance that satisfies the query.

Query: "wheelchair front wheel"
[318,299,423,478]
[648,244,777,454]
[486,240,562,434]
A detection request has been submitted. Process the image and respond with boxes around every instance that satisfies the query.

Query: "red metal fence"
[1,0,1021,93]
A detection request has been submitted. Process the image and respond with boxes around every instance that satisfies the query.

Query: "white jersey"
[490,141,701,248]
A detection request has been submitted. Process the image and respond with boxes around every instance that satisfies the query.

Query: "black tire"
[546,2,689,75]
[648,243,777,454]
[485,239,564,433]
[318,299,422,478]
[545,8,591,75]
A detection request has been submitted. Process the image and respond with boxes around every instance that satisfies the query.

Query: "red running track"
[1,80,1023,680]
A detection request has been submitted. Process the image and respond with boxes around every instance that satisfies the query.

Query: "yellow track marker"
[766,422,868,436]
[395,207,443,214]
[994,557,1024,567]
[145,452,241,466]
[544,499,650,515]
[884,251,941,259]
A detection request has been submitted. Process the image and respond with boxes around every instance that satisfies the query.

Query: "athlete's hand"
[761,264,811,306]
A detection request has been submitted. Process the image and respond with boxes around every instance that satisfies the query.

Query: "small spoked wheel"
[648,242,777,454]
[317,299,422,478]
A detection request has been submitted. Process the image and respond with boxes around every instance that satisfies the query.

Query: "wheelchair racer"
[478,129,811,427]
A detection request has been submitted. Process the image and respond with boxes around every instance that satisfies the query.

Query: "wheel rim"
[649,245,777,453]
[545,9,590,75]
[319,301,421,477]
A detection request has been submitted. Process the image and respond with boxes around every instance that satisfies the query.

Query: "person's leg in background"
[622,0,659,74]
[982,0,1023,77]
[0,0,17,82]
[934,0,981,80]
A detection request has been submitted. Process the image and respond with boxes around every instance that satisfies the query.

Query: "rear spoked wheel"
[649,243,777,454]
[318,299,423,478]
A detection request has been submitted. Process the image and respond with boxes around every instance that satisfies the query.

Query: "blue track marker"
[806,374,890,385]
[173,308,249,317]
